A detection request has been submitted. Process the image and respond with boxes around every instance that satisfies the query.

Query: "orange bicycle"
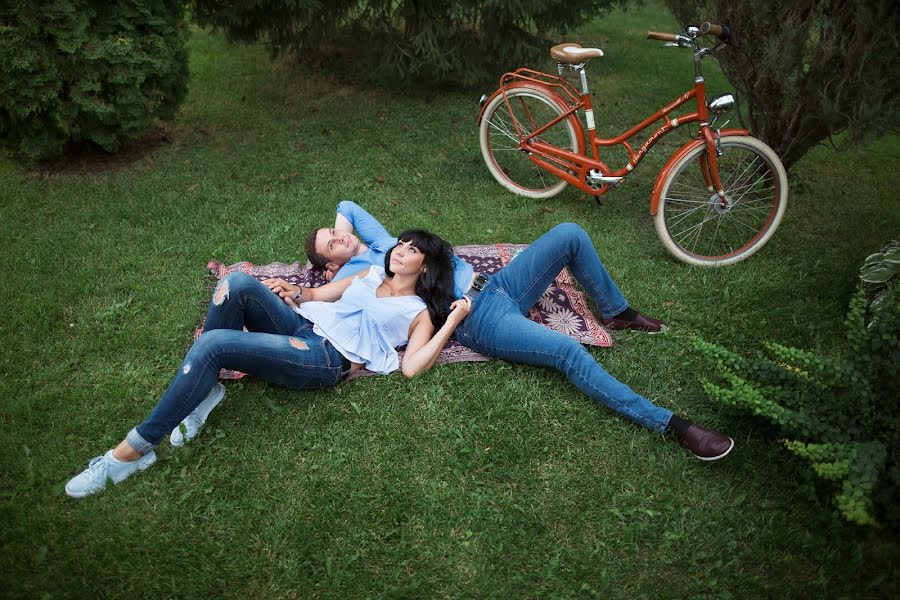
[477,22,788,266]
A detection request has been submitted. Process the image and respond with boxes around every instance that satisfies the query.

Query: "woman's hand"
[447,297,472,325]
[400,297,472,379]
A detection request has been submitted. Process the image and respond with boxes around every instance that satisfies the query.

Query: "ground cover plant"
[696,243,899,527]
[1,2,897,597]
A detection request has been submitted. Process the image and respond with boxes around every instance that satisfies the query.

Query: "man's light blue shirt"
[333,200,473,298]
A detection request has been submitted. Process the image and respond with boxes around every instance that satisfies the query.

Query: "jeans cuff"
[604,301,630,319]
[656,410,675,433]
[126,428,156,454]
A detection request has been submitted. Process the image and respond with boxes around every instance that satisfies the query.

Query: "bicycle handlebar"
[700,22,731,41]
[647,22,731,45]
[646,31,677,42]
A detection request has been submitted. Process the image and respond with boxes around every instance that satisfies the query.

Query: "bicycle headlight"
[707,94,735,115]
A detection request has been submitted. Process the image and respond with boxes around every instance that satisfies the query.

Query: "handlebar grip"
[700,22,731,40]
[646,31,677,42]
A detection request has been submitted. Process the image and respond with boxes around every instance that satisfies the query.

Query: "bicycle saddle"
[550,43,604,63]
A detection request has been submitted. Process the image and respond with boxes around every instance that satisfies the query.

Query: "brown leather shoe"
[600,312,663,333]
[679,424,734,461]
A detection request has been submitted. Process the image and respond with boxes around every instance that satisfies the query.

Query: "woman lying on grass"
[65,230,470,498]
[306,202,735,461]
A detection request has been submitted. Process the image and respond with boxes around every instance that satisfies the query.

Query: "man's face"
[315,227,360,268]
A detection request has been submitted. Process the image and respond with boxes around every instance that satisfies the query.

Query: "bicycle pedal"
[587,169,622,186]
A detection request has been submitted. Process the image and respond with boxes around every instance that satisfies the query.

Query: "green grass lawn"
[1,2,897,598]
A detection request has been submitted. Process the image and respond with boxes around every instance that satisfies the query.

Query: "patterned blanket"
[204,244,612,380]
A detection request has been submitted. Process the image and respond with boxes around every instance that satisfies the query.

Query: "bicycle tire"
[654,135,788,266]
[479,84,580,199]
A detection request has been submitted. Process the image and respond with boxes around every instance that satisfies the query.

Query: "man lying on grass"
[270,201,734,461]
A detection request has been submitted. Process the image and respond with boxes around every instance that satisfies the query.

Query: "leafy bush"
[664,0,899,169]
[190,0,626,87]
[695,241,899,526]
[0,0,189,161]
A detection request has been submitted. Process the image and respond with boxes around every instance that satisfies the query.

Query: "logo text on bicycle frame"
[662,92,692,115]
[636,127,669,162]
[634,92,692,163]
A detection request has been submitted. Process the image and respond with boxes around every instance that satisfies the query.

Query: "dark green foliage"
[0,0,189,161]
[664,0,899,169]
[189,0,627,87]
[696,241,900,526]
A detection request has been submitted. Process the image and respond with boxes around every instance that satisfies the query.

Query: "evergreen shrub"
[190,0,626,87]
[664,0,899,169]
[696,241,899,527]
[0,0,189,161]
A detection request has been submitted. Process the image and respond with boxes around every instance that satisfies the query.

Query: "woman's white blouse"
[296,266,427,374]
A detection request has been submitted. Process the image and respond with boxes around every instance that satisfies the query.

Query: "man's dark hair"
[305,228,328,270]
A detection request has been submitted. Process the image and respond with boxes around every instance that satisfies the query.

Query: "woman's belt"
[464,273,488,301]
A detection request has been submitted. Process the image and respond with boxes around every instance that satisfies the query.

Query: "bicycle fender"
[649,128,750,215]
[476,89,501,125]
[477,83,586,156]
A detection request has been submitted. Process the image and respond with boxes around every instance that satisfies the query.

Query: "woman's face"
[388,240,426,276]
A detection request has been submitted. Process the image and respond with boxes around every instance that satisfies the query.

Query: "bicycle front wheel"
[479,85,580,199]
[654,135,788,266]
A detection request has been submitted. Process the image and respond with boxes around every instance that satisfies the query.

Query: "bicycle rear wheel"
[654,135,788,266]
[479,85,580,199]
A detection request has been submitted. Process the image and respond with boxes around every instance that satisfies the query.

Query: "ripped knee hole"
[289,338,308,350]
[213,280,230,306]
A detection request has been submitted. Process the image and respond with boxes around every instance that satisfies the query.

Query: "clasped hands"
[262,278,301,308]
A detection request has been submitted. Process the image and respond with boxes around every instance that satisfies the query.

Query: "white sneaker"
[65,450,157,498]
[169,383,225,447]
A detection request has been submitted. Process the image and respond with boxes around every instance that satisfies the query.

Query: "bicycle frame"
[477,26,788,267]
[479,66,744,211]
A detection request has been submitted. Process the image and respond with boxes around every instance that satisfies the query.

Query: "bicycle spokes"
[662,142,781,259]
[481,88,579,196]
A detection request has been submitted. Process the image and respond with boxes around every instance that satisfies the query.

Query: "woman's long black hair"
[384,229,455,329]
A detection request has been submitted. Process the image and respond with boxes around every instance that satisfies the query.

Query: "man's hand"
[262,278,304,308]
[262,278,299,297]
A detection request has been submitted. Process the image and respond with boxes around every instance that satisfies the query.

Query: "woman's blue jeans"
[453,223,673,432]
[126,273,345,452]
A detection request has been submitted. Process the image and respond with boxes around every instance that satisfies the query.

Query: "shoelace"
[184,413,201,433]
[85,456,109,484]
